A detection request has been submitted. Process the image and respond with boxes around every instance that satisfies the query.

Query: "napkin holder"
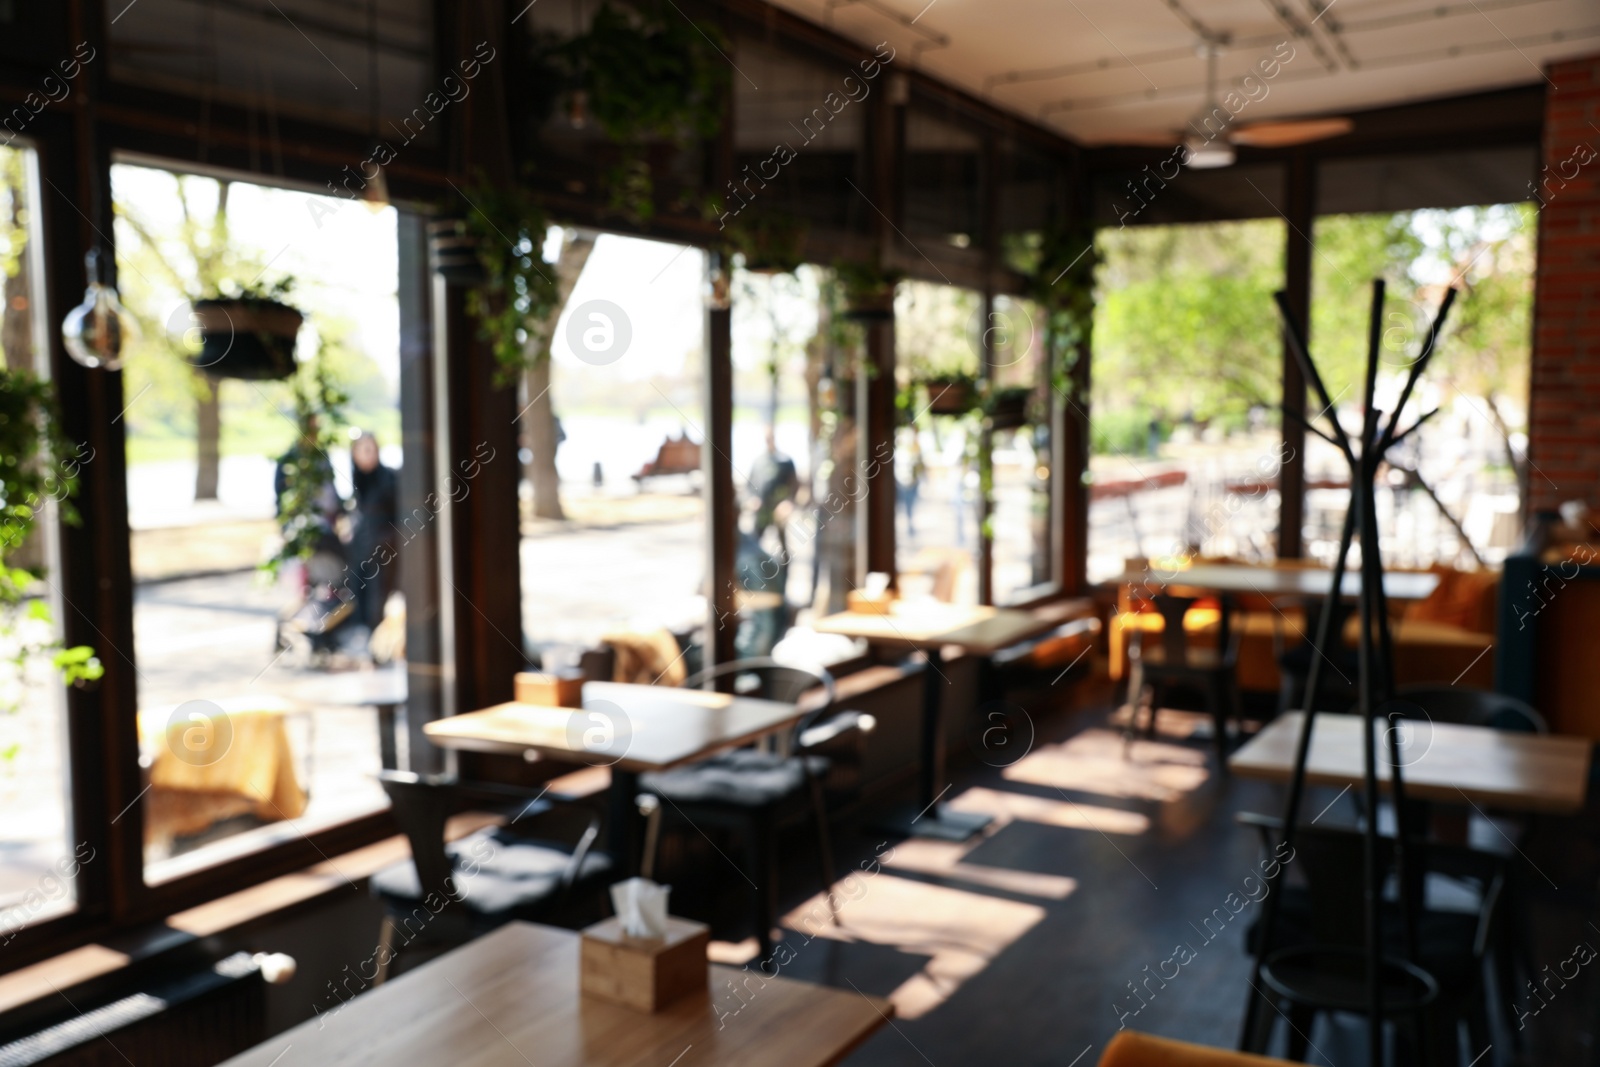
[580,916,709,1012]
[846,590,895,615]
[514,670,585,709]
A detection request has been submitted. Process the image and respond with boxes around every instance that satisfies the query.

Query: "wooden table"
[1229,711,1593,814]
[1111,563,1440,603]
[220,921,890,1067]
[813,601,1062,840]
[282,666,408,771]
[426,682,807,872]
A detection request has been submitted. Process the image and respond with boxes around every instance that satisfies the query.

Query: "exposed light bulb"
[62,249,134,370]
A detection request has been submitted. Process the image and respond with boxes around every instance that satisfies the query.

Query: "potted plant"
[555,1,729,222]
[188,276,303,381]
[428,216,487,286]
[0,368,101,707]
[834,259,901,322]
[455,180,562,386]
[923,374,977,415]
[264,345,348,576]
[984,385,1033,429]
[723,209,807,275]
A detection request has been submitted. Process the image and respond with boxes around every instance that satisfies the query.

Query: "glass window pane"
[112,163,401,884]
[896,280,981,604]
[520,234,708,673]
[1310,206,1534,568]
[989,294,1053,603]
[0,143,79,933]
[1089,220,1286,582]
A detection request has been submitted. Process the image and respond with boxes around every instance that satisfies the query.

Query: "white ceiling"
[762,0,1600,145]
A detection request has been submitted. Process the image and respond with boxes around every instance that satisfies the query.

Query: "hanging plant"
[187,276,303,382]
[833,259,902,321]
[557,1,729,222]
[983,384,1033,429]
[1025,221,1098,397]
[721,209,807,275]
[0,369,101,714]
[265,345,349,576]
[457,181,561,386]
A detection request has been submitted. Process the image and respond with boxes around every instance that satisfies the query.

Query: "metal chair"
[1238,813,1502,1064]
[637,658,872,963]
[369,772,614,980]
[1394,684,1547,734]
[1131,594,1243,766]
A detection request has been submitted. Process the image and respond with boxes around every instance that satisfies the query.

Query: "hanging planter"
[186,294,303,382]
[428,216,486,285]
[723,210,807,276]
[835,259,900,322]
[922,375,977,416]
[985,386,1032,430]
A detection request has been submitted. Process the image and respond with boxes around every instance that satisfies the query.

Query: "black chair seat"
[1248,891,1481,996]
[371,825,614,918]
[641,750,830,809]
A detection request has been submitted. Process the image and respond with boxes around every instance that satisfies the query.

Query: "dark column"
[861,320,897,584]
[1278,151,1314,560]
[396,210,442,772]
[704,257,738,672]
[433,274,523,717]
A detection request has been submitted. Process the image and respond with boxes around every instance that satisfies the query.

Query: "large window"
[519,234,707,673]
[1309,206,1533,568]
[112,163,403,883]
[896,280,982,603]
[0,144,78,933]
[988,293,1054,603]
[1088,220,1286,582]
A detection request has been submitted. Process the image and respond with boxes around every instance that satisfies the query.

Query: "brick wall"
[1530,53,1600,514]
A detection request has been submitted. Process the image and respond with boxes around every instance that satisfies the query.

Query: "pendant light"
[1182,38,1236,170]
[62,250,133,371]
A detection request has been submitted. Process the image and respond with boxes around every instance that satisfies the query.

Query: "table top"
[1228,711,1593,814]
[280,665,408,707]
[1111,563,1440,602]
[220,922,891,1067]
[812,602,1060,655]
[423,681,806,772]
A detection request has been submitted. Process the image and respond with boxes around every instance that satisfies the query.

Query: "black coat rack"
[1242,279,1457,1064]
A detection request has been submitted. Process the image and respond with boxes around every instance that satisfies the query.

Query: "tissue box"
[579,916,709,1012]
[846,590,895,615]
[514,671,585,708]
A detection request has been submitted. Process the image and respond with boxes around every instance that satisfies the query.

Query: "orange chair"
[1099,1031,1296,1067]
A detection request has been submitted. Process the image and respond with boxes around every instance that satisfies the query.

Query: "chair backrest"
[1151,595,1197,664]
[682,657,837,739]
[378,771,458,902]
[1291,824,1396,950]
[1393,685,1547,734]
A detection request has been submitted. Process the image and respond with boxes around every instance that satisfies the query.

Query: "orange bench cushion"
[1100,1031,1296,1067]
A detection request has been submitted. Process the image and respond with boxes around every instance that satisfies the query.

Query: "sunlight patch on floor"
[882,835,1080,900]
[1002,727,1211,802]
[781,873,1045,1018]
[946,785,1150,838]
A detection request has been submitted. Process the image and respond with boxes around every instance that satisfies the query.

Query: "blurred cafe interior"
[0,1,1597,1064]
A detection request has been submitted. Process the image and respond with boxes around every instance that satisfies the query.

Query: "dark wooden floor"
[657,677,1600,1067]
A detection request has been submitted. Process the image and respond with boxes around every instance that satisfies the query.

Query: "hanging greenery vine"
[1025,221,1099,397]
[266,345,349,575]
[556,1,729,222]
[459,181,561,386]
[0,369,101,716]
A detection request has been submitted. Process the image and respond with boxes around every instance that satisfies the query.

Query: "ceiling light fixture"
[1182,38,1235,169]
